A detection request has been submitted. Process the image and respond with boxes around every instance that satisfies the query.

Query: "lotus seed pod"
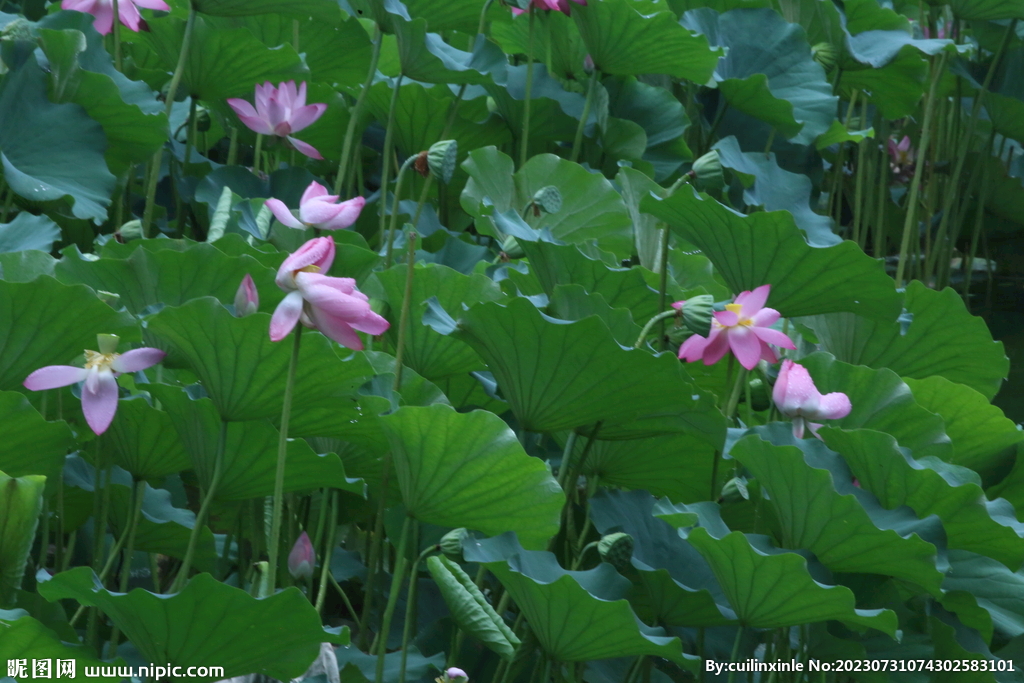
[597,532,634,570]
[746,377,771,411]
[690,150,724,191]
[440,528,469,560]
[427,139,458,184]
[194,107,212,133]
[501,235,525,259]
[96,334,120,355]
[811,42,838,71]
[531,185,562,214]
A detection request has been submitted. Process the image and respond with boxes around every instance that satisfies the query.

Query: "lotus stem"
[410,84,467,228]
[895,53,945,287]
[392,233,418,391]
[725,627,744,683]
[315,491,338,613]
[399,543,440,683]
[964,151,993,311]
[253,133,263,175]
[657,227,672,349]
[227,127,239,167]
[142,6,197,238]
[111,0,121,72]
[377,74,406,251]
[375,516,412,683]
[874,117,889,258]
[335,24,383,196]
[634,310,677,350]
[386,156,417,266]
[265,325,302,592]
[37,499,49,570]
[106,479,147,657]
[521,7,536,168]
[570,69,599,163]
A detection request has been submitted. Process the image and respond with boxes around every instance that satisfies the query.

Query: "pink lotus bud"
[446,668,468,683]
[583,54,595,73]
[234,274,259,317]
[288,531,315,581]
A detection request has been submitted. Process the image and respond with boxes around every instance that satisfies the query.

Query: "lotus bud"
[597,532,634,571]
[746,377,771,411]
[116,219,144,243]
[583,53,595,74]
[811,42,838,71]
[97,334,120,355]
[194,107,212,133]
[439,528,469,561]
[689,150,724,191]
[446,668,469,683]
[530,185,562,215]
[721,476,749,503]
[427,140,458,184]
[234,273,259,317]
[288,531,315,581]
[486,96,499,115]
[500,235,525,259]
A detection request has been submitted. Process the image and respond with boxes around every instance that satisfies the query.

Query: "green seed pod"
[531,186,562,214]
[501,235,525,260]
[439,528,469,561]
[746,377,771,411]
[691,150,724,191]
[678,295,714,338]
[96,334,120,355]
[597,532,634,571]
[427,139,458,184]
[194,107,212,133]
[811,42,838,72]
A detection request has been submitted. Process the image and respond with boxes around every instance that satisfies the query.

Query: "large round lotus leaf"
[0,392,74,486]
[641,187,901,322]
[0,473,45,609]
[0,614,120,681]
[37,568,345,682]
[0,277,138,391]
[381,404,562,549]
[801,281,1008,401]
[730,428,946,594]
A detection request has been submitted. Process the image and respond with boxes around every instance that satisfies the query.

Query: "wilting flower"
[227,82,326,160]
[23,335,165,435]
[288,531,315,581]
[772,359,852,439]
[511,0,585,15]
[234,274,259,317]
[62,0,170,35]
[677,285,795,371]
[265,182,365,231]
[270,236,390,349]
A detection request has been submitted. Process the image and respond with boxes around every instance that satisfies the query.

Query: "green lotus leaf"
[800,281,1008,401]
[364,263,504,380]
[143,16,307,100]
[55,242,282,315]
[37,13,167,175]
[105,397,192,480]
[821,428,1024,571]
[730,429,945,595]
[942,549,1024,645]
[491,9,589,83]
[685,527,898,634]
[0,277,138,391]
[150,385,364,501]
[484,63,584,148]
[839,47,928,119]
[37,568,345,682]
[194,0,339,17]
[683,8,837,144]
[0,614,120,681]
[0,251,58,282]
[146,298,374,423]
[641,187,901,321]
[381,404,562,549]
[0,213,60,254]
[446,297,726,444]
[546,285,642,347]
[0,472,45,608]
[0,48,115,223]
[464,533,699,668]
[572,0,721,82]
[0,392,74,487]
[393,17,506,84]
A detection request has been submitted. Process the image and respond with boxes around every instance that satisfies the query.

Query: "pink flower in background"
[446,669,469,682]
[772,359,852,439]
[23,335,165,435]
[62,0,169,35]
[265,182,365,231]
[288,532,315,581]
[270,236,389,349]
[887,136,914,167]
[234,274,259,317]
[677,285,795,370]
[227,82,326,160]
[511,0,585,15]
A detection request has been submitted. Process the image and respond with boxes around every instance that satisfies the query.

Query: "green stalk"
[724,367,747,421]
[37,500,50,570]
[873,117,889,258]
[929,19,1017,281]
[375,517,412,683]
[106,479,146,657]
[184,98,198,168]
[392,233,418,391]
[253,134,264,175]
[851,98,869,246]
[895,53,946,287]
[399,543,440,683]
[634,310,678,349]
[410,84,469,227]
[142,7,197,238]
[170,420,227,593]
[266,325,303,591]
[656,226,671,350]
[227,127,239,167]
[725,628,744,683]
[315,491,338,613]
[55,475,65,573]
[359,467,392,649]
[377,75,406,251]
[111,0,122,72]
[520,8,536,168]
[570,70,599,163]
[335,25,383,196]
[555,432,579,490]
[963,152,992,311]
[385,157,417,266]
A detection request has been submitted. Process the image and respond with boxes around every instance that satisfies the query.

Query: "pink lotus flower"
[265,182,365,231]
[887,136,914,167]
[62,0,169,35]
[772,359,852,439]
[234,274,259,317]
[446,669,469,682]
[288,531,315,581]
[227,82,326,160]
[511,0,585,15]
[677,285,794,371]
[270,236,389,349]
[23,335,165,435]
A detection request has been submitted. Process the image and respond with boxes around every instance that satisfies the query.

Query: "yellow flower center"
[84,350,119,371]
[724,303,753,327]
[297,265,321,274]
